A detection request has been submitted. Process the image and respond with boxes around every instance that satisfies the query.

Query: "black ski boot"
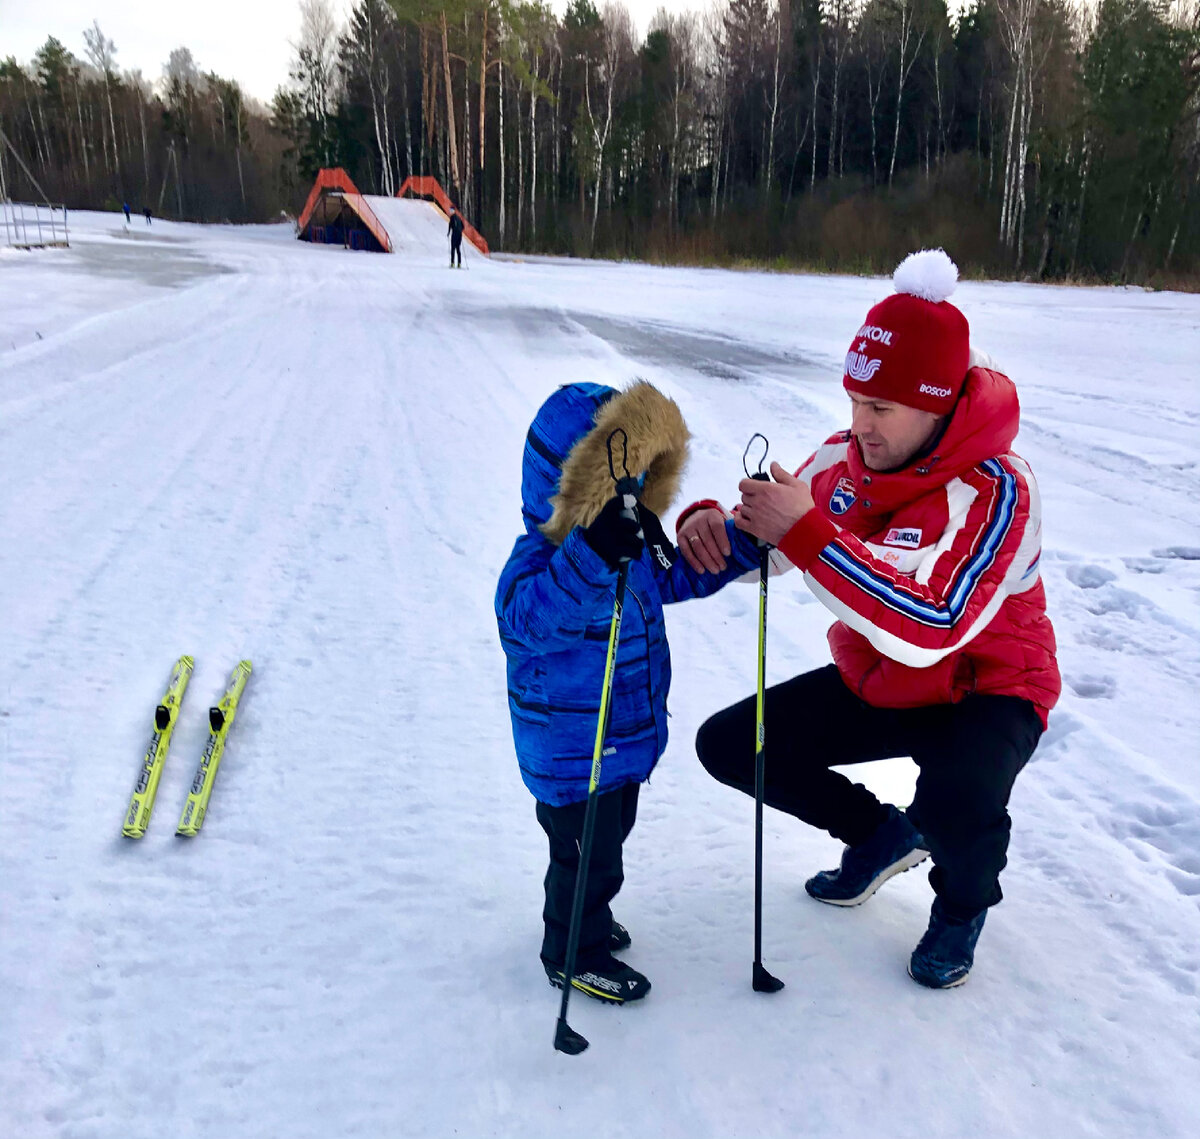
[545,956,650,1004]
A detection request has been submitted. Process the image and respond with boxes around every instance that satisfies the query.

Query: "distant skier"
[123,202,131,224]
[685,249,1061,990]
[143,207,152,226]
[447,206,464,268]
[496,382,760,1006]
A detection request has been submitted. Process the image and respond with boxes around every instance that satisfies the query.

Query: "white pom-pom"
[893,249,959,303]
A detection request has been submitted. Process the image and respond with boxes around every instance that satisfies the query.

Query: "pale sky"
[3,1,984,106]
[1,1,707,106]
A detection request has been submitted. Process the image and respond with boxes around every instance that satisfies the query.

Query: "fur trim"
[968,345,999,372]
[541,381,690,546]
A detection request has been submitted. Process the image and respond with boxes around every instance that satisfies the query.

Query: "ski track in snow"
[2,213,1198,1138]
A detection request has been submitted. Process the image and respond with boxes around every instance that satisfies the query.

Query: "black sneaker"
[544,956,651,1004]
[908,899,987,989]
[610,920,631,953]
[805,806,929,906]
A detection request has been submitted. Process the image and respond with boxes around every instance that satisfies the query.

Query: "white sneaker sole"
[908,962,971,989]
[811,847,931,907]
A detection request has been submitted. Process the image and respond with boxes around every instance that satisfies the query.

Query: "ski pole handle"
[613,473,642,564]
[749,470,772,549]
[615,474,640,515]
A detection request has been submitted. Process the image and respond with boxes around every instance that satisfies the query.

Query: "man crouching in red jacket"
[682,249,1060,989]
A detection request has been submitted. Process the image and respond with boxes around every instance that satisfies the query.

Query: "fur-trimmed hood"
[519,381,690,545]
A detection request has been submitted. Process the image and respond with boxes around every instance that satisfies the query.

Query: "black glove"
[638,504,677,570]
[582,494,644,568]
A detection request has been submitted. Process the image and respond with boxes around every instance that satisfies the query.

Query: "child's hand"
[583,496,644,568]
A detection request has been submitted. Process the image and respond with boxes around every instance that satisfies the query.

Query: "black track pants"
[536,783,639,970]
[696,665,1043,915]
[450,235,462,266]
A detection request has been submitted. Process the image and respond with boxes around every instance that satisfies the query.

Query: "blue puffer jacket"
[496,382,760,806]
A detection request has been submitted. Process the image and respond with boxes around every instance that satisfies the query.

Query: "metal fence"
[1,200,69,248]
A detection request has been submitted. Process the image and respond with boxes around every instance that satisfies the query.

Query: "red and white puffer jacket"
[685,363,1061,724]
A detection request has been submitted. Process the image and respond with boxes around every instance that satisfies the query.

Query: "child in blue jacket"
[496,381,759,1003]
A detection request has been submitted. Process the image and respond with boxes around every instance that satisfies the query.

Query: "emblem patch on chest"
[883,526,923,549]
[829,477,857,516]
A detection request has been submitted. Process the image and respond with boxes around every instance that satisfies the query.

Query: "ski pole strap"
[607,427,633,485]
[607,427,644,565]
[743,432,773,549]
[743,433,769,479]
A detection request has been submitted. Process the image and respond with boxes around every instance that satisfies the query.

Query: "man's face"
[848,392,944,472]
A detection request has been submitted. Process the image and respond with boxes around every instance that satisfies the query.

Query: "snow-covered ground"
[2,210,1198,1138]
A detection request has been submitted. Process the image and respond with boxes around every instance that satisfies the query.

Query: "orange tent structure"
[297,168,392,252]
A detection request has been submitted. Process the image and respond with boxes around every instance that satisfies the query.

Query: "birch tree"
[996,0,1045,257]
[859,1,889,184]
[579,2,632,246]
[293,0,341,171]
[887,0,927,186]
[826,0,854,179]
[82,21,120,185]
[764,2,784,197]
[648,9,702,229]
[343,0,399,194]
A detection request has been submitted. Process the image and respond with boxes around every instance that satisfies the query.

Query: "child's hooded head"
[520,382,691,545]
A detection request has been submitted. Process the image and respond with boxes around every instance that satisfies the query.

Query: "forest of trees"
[2,0,1198,285]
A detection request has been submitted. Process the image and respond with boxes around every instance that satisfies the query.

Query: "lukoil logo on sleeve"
[883,526,923,548]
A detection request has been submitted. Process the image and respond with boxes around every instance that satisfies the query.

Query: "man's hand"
[736,462,815,546]
[678,508,731,574]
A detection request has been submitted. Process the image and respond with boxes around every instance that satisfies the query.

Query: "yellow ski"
[176,660,253,837]
[123,656,194,838]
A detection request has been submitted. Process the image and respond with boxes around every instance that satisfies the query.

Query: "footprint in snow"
[1067,674,1117,699]
[1152,546,1200,561]
[1065,563,1118,590]
[1122,557,1166,575]
[1086,587,1149,620]
[1031,709,1083,759]
[1105,783,1200,903]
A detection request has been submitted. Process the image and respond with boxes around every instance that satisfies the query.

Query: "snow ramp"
[361,196,481,267]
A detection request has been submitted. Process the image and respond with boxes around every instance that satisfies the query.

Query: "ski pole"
[745,434,785,995]
[554,429,641,1056]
